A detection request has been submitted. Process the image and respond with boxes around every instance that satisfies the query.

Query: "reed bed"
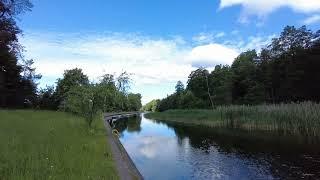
[145,102,320,137]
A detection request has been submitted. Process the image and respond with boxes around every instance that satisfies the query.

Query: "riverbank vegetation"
[148,26,320,112]
[145,102,320,137]
[0,2,140,178]
[141,99,160,112]
[0,110,118,179]
[145,25,320,137]
[53,69,142,127]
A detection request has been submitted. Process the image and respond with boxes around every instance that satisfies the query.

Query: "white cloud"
[22,31,239,82]
[125,136,177,160]
[21,31,274,103]
[186,44,239,67]
[193,33,214,43]
[219,0,320,23]
[221,34,276,53]
[240,35,276,51]
[303,14,320,25]
[192,32,226,44]
[21,32,192,86]
[215,32,226,38]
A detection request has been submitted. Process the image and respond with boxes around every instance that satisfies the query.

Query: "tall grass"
[0,110,118,180]
[145,102,320,137]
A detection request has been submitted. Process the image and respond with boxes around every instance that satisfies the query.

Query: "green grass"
[145,102,320,137]
[0,110,118,180]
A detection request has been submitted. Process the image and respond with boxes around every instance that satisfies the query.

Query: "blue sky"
[19,0,320,104]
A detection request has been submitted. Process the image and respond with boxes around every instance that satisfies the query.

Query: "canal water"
[112,114,320,180]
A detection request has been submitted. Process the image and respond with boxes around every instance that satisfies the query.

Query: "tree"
[0,0,33,19]
[56,68,89,109]
[156,93,178,112]
[269,26,313,57]
[187,68,214,108]
[209,65,232,105]
[142,99,160,112]
[231,50,264,104]
[65,74,142,127]
[175,81,184,94]
[155,25,320,110]
[127,93,142,111]
[100,73,115,86]
[258,26,320,103]
[20,59,41,106]
[0,0,39,108]
[179,90,204,109]
[116,71,131,93]
[66,85,98,127]
[38,86,57,110]
[0,43,21,107]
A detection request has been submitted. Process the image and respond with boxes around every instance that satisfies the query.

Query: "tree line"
[0,0,142,126]
[141,99,160,112]
[153,26,320,112]
[0,0,40,108]
[40,69,142,126]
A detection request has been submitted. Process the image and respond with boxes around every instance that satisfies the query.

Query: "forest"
[152,26,320,112]
[0,0,142,126]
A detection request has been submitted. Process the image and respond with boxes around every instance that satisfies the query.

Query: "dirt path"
[104,117,143,180]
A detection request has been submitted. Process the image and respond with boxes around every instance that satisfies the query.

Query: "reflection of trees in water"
[113,119,127,134]
[126,116,142,132]
[114,116,142,135]
[157,120,320,153]
[155,120,320,179]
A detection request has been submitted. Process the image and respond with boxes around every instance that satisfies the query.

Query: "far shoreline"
[144,102,320,139]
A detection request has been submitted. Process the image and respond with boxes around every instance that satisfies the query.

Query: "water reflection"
[113,114,320,180]
[113,115,142,135]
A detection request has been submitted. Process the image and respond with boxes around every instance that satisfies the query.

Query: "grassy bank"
[145,102,320,137]
[0,110,118,180]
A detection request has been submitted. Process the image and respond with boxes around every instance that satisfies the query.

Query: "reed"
[145,102,320,137]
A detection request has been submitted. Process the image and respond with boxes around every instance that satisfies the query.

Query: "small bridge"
[105,112,140,126]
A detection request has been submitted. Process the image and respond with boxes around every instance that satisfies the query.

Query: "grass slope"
[0,110,118,180]
[145,102,320,137]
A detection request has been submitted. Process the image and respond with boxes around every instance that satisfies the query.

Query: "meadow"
[0,110,118,180]
[145,102,320,138]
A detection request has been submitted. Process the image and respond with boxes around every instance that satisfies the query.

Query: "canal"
[112,114,320,180]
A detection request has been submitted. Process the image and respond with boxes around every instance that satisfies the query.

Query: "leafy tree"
[38,86,57,110]
[65,83,125,127]
[20,59,41,106]
[209,65,232,105]
[56,68,89,109]
[0,0,40,108]
[179,90,204,109]
[257,26,320,103]
[100,73,115,86]
[0,0,33,19]
[142,99,160,112]
[65,85,99,127]
[187,68,214,108]
[64,71,141,127]
[0,43,21,107]
[175,81,184,94]
[127,93,142,111]
[155,25,320,110]
[156,93,178,112]
[230,50,264,104]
